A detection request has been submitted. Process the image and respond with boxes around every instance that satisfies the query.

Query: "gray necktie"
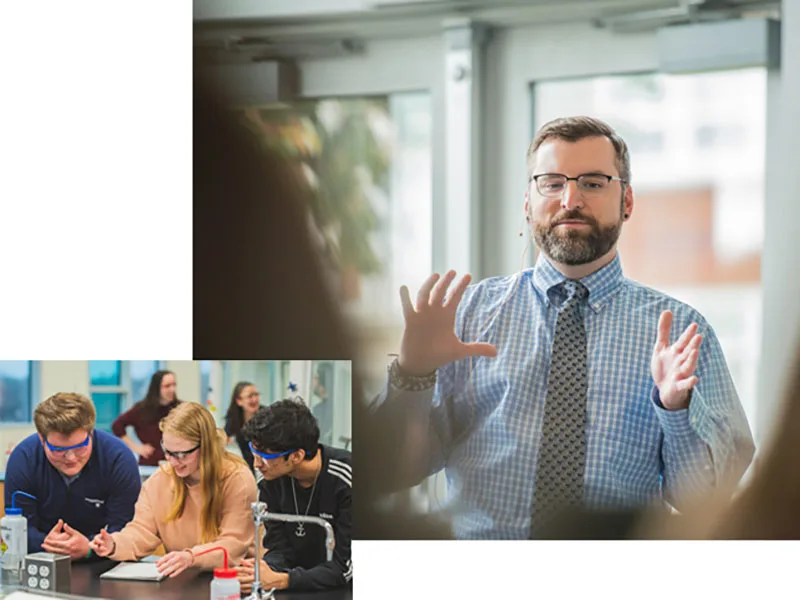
[530,279,589,538]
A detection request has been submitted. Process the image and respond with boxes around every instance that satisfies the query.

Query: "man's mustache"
[551,211,595,227]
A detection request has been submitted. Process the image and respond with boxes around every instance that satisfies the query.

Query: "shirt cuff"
[651,386,694,437]
[651,386,665,409]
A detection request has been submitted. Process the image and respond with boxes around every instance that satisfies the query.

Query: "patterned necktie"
[530,279,589,538]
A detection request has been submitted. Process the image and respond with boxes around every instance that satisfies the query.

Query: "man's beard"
[532,205,623,266]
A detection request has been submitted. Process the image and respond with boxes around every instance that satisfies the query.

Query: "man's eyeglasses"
[248,442,295,461]
[45,433,91,455]
[531,173,626,198]
[160,441,200,461]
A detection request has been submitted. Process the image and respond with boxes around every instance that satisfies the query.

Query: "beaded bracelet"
[388,358,437,392]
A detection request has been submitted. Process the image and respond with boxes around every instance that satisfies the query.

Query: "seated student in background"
[89,401,257,578]
[111,370,181,466]
[224,381,263,472]
[4,392,140,560]
[235,399,352,593]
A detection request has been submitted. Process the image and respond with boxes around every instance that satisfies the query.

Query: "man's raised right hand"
[398,270,498,377]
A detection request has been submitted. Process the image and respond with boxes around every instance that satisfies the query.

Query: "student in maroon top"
[111,370,181,466]
[224,381,263,472]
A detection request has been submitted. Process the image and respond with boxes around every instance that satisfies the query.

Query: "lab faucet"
[244,501,335,600]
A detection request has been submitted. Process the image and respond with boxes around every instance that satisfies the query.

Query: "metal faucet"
[244,501,335,600]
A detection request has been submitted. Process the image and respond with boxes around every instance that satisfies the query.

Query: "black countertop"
[0,560,353,600]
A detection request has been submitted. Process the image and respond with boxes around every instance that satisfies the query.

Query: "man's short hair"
[527,115,631,185]
[242,398,320,460]
[33,392,96,438]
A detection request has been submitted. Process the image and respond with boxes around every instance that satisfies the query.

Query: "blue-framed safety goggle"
[44,433,91,453]
[248,442,295,461]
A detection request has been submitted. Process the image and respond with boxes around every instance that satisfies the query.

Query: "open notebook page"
[99,562,167,582]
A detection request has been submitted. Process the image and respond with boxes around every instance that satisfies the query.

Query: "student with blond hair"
[4,392,140,560]
[89,402,257,578]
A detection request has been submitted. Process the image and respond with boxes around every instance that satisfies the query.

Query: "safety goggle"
[160,441,201,461]
[248,442,295,461]
[44,433,91,454]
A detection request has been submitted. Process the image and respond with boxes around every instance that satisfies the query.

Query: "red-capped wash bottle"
[193,546,240,600]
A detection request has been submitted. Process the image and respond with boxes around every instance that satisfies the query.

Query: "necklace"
[290,471,319,538]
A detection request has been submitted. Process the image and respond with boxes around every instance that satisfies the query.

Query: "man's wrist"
[389,358,437,392]
[653,386,694,411]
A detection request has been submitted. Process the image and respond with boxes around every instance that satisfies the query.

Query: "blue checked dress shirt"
[375,254,755,539]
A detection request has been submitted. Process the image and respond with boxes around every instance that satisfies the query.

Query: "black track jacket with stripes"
[258,444,352,590]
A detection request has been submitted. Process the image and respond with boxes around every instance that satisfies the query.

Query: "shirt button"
[691,416,697,425]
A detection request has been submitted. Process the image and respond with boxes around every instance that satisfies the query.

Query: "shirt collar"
[532,252,625,312]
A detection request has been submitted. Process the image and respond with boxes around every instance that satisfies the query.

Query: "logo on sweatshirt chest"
[319,512,334,520]
[84,497,105,509]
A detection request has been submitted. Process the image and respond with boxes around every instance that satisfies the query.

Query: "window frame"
[0,360,39,426]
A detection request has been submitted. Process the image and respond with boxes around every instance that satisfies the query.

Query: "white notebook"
[99,561,167,582]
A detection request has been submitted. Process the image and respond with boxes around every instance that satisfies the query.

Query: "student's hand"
[89,527,116,557]
[42,519,68,546]
[399,270,498,376]
[137,443,155,458]
[156,550,194,578]
[234,559,256,593]
[42,522,91,559]
[235,558,289,593]
[651,310,703,410]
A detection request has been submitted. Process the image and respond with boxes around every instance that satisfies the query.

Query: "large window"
[130,360,161,406]
[89,360,164,432]
[358,92,434,322]
[311,361,336,447]
[311,360,353,451]
[0,361,34,423]
[533,68,765,438]
[89,361,124,433]
[217,361,352,451]
[240,91,433,324]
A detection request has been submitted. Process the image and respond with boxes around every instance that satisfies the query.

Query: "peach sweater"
[109,459,257,569]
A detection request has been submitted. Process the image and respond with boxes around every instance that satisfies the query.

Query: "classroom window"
[89,361,121,387]
[89,360,124,433]
[240,92,433,324]
[89,361,165,433]
[130,360,161,405]
[533,67,765,438]
[0,361,34,423]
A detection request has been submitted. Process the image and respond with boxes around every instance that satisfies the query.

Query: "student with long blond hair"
[89,402,257,577]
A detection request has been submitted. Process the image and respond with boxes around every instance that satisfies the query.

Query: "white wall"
[288,361,314,401]
[40,361,89,398]
[166,360,201,404]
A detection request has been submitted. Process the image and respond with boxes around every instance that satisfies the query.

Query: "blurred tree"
[240,98,392,300]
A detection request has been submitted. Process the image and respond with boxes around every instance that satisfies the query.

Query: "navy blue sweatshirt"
[4,430,140,556]
[259,445,352,590]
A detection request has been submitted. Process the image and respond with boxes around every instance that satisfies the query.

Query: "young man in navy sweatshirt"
[4,392,140,560]
[235,399,352,593]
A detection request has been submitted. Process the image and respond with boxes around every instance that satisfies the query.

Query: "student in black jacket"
[235,399,352,593]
